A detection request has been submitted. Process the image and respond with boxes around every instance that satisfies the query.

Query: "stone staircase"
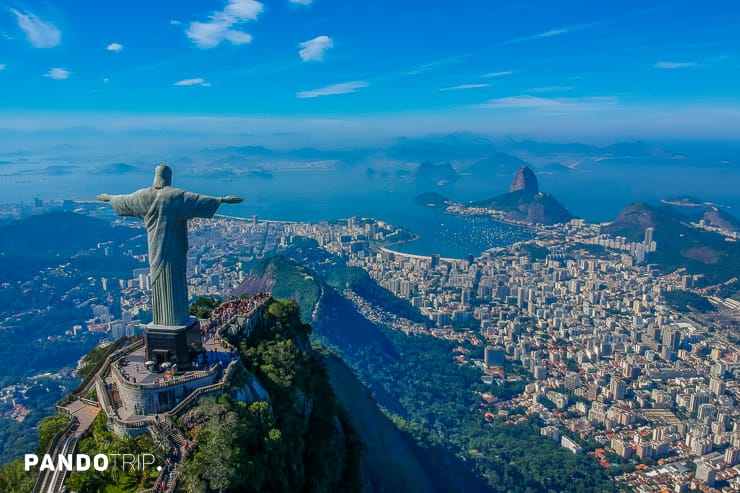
[140,416,188,493]
[159,415,187,448]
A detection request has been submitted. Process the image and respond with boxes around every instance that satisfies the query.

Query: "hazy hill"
[702,207,740,232]
[0,212,131,258]
[604,202,682,241]
[605,202,740,288]
[416,161,460,182]
[504,139,656,157]
[389,133,498,161]
[414,192,450,207]
[89,162,137,175]
[602,141,651,156]
[536,162,571,173]
[0,212,142,282]
[465,152,530,178]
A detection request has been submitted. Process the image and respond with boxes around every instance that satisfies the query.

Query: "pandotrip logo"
[25,453,158,472]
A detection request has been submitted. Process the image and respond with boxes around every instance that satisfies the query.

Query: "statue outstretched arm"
[220,195,243,204]
[181,191,241,219]
[97,189,150,218]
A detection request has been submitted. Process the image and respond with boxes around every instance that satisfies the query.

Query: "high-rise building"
[565,372,580,390]
[711,362,726,377]
[709,377,725,397]
[695,462,716,486]
[644,227,654,245]
[697,403,717,421]
[484,346,505,368]
[610,378,627,401]
[663,329,680,352]
[689,392,712,414]
[725,448,740,467]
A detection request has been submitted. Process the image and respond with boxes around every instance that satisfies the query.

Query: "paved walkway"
[62,400,100,438]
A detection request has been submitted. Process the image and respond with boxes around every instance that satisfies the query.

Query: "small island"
[414,192,451,207]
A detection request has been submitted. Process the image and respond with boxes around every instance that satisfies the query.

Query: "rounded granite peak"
[509,165,539,194]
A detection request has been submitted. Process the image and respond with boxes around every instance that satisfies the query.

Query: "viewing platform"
[92,292,271,436]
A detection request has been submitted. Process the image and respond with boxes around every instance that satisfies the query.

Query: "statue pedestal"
[144,317,201,370]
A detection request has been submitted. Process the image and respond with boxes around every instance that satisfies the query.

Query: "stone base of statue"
[144,317,202,370]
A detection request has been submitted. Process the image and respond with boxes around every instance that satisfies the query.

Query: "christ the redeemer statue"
[97,164,243,327]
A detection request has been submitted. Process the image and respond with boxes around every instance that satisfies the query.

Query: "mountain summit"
[472,166,573,224]
[509,165,539,194]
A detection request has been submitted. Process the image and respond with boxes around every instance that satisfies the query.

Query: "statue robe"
[108,186,221,326]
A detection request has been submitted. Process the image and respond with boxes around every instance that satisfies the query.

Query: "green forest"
[347,329,621,493]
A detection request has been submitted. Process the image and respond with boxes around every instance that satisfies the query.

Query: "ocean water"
[1,160,739,258]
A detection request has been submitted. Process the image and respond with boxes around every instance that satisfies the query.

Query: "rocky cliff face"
[177,298,364,493]
[509,166,539,194]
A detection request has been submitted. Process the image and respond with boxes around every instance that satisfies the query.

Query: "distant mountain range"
[383,133,685,162]
[191,133,688,169]
[388,133,499,162]
[463,152,530,178]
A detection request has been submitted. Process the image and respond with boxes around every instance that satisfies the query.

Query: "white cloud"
[10,9,61,48]
[103,77,110,84]
[479,95,617,112]
[44,67,69,80]
[106,42,123,53]
[170,20,182,26]
[527,86,573,93]
[298,35,333,62]
[297,81,368,98]
[174,78,211,87]
[407,55,469,75]
[540,29,568,38]
[481,71,512,78]
[290,0,313,4]
[0,64,6,71]
[439,84,490,91]
[501,23,596,46]
[501,28,570,45]
[186,0,263,48]
[655,61,697,69]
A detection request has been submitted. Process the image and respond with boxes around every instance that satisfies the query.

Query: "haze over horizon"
[1,0,740,144]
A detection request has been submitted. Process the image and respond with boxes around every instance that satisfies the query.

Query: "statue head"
[153,164,173,189]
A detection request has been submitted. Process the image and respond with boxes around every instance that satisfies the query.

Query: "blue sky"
[1,0,740,141]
